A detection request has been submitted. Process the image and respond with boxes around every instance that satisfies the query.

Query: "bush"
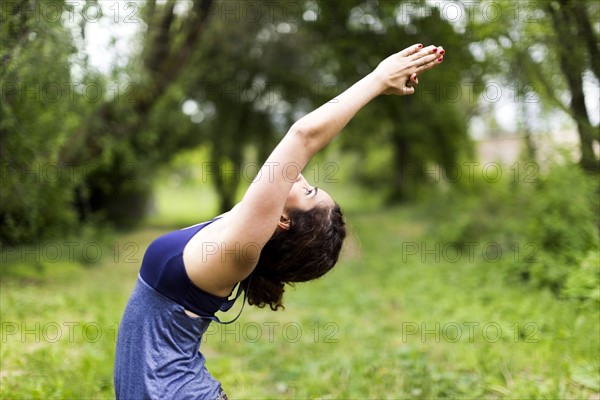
[424,162,599,301]
[563,250,600,307]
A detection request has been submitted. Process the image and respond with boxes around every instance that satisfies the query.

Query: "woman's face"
[284,174,334,211]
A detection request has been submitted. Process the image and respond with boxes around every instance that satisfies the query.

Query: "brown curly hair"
[242,203,346,311]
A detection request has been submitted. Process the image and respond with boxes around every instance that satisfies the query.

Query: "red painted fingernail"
[433,48,438,53]
[438,57,443,62]
[439,50,445,55]
[418,44,423,48]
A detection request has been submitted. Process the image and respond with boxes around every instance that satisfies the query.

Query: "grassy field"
[1,184,599,399]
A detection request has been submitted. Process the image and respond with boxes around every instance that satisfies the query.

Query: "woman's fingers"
[411,46,444,73]
[414,54,444,75]
[398,43,424,57]
[380,44,445,96]
[405,46,443,93]
[407,45,439,62]
[403,86,416,95]
[411,73,419,86]
[406,73,419,88]
[413,59,442,76]
[410,52,442,69]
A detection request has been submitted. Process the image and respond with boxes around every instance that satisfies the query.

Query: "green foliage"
[467,0,600,172]
[0,1,210,243]
[2,188,598,398]
[3,0,596,249]
[175,2,314,211]
[0,0,88,243]
[563,250,600,307]
[425,160,599,302]
[305,1,483,201]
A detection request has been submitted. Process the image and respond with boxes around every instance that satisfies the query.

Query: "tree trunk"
[68,0,215,226]
[547,1,599,173]
[389,134,412,203]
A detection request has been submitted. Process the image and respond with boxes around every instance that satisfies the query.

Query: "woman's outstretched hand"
[373,44,445,96]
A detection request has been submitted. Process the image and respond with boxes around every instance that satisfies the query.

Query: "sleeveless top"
[114,218,247,399]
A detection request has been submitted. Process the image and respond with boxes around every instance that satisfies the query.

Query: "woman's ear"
[278,212,291,230]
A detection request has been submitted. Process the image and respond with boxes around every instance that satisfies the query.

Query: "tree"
[544,0,599,173]
[467,0,599,173]
[1,0,85,243]
[176,3,326,212]
[302,0,483,201]
[61,0,215,227]
[1,0,216,243]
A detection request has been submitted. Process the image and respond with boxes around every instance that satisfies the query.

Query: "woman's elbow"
[287,123,317,155]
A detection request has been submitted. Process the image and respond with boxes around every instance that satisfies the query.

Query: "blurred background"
[1,0,599,398]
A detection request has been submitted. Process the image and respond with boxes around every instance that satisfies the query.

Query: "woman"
[114,43,445,399]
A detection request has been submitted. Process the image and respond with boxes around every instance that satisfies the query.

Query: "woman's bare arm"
[187,44,445,292]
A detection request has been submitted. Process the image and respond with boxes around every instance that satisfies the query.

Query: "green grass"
[1,185,599,398]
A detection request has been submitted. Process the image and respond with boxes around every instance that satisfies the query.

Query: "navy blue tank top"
[114,218,247,399]
[140,218,246,321]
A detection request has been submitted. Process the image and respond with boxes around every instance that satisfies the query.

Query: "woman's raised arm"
[189,44,445,291]
[230,44,443,239]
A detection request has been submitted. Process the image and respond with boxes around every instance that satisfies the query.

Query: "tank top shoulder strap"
[206,276,252,325]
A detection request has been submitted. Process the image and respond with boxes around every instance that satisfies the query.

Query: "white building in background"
[475,135,526,165]
[474,128,595,166]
